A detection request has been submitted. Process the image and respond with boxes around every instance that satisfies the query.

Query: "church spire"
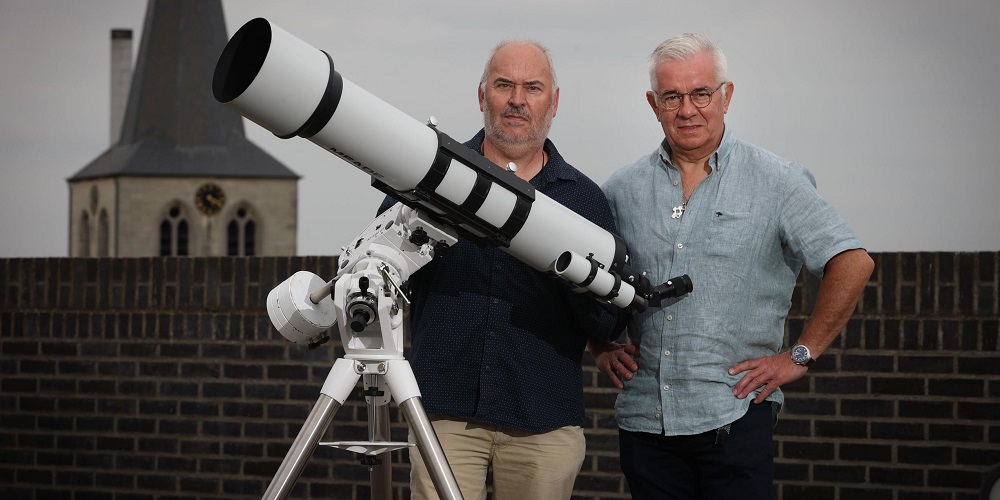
[72,0,297,180]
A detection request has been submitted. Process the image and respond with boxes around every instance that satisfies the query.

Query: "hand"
[588,340,640,390]
[728,352,808,403]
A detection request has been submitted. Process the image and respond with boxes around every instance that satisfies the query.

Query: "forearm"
[797,248,875,358]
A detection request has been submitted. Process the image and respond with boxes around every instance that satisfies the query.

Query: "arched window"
[226,206,256,256]
[160,204,189,256]
[97,210,110,257]
[80,211,91,257]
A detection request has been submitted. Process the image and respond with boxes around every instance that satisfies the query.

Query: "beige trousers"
[408,416,586,500]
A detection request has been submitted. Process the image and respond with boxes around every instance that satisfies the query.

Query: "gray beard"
[483,102,554,148]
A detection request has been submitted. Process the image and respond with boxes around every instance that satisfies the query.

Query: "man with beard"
[378,40,621,499]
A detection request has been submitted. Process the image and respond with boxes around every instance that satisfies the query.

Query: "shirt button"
[666,315,673,321]
[672,180,679,186]
[655,412,662,418]
[676,243,683,249]
[664,350,671,356]
[493,299,499,303]
[656,405,662,411]
[663,384,670,391]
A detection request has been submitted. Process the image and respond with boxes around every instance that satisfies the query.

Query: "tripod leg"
[366,375,393,500]
[384,360,464,500]
[263,358,361,500]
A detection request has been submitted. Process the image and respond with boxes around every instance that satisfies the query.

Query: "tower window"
[227,206,256,256]
[97,210,110,257]
[160,204,189,256]
[80,211,91,257]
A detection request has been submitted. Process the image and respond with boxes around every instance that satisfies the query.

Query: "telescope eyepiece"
[653,274,693,300]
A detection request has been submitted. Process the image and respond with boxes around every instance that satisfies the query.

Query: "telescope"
[213,18,692,500]
[213,17,691,311]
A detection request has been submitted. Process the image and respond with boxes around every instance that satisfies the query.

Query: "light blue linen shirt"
[603,127,863,436]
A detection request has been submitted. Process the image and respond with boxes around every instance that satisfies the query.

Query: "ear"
[550,87,560,117]
[721,81,734,114]
[478,82,486,112]
[646,90,660,119]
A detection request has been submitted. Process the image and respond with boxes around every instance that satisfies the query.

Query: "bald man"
[378,40,621,499]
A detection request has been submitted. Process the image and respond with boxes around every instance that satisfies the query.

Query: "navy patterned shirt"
[378,129,621,432]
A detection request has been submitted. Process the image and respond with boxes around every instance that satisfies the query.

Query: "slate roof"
[71,0,297,181]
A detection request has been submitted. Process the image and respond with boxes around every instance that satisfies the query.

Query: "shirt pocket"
[704,210,755,284]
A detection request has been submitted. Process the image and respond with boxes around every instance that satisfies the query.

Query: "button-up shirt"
[378,129,621,432]
[603,127,863,436]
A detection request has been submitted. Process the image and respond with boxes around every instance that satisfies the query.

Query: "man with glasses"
[589,33,874,499]
[379,40,622,499]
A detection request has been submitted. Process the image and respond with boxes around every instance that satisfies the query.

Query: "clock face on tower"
[195,183,226,215]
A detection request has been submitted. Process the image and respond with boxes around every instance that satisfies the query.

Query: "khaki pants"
[408,416,585,500]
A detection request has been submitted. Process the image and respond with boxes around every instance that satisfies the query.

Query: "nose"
[508,85,528,106]
[676,94,698,118]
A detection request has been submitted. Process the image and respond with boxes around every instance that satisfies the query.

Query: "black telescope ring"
[461,175,492,214]
[579,254,600,287]
[602,273,623,300]
[420,145,452,193]
[279,51,344,139]
[609,234,628,274]
[498,197,531,240]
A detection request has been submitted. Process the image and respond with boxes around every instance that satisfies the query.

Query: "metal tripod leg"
[263,358,360,500]
[262,357,463,500]
[383,359,463,500]
[399,397,462,498]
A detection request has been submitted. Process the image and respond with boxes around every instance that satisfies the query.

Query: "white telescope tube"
[213,18,642,306]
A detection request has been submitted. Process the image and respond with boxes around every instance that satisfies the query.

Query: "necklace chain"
[671,194,691,219]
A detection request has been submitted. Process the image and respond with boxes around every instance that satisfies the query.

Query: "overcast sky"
[1,0,998,257]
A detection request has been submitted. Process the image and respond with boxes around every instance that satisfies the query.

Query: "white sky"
[1,0,998,257]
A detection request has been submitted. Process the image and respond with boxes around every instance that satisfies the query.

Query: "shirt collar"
[467,128,577,186]
[657,126,734,173]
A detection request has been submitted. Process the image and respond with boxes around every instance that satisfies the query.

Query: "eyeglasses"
[655,82,726,110]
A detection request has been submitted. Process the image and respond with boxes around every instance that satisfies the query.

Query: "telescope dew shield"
[213,17,437,191]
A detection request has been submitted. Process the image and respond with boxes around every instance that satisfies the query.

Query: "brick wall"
[1,253,998,499]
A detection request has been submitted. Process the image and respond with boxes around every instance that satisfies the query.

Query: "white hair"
[648,33,728,96]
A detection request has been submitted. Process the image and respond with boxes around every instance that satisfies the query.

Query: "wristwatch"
[790,343,815,367]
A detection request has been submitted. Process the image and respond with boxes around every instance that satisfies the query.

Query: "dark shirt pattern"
[377,129,620,432]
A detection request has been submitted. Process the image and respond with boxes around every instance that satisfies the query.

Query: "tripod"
[262,355,461,500]
[262,205,463,500]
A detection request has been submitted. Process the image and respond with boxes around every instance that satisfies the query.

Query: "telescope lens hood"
[213,17,271,103]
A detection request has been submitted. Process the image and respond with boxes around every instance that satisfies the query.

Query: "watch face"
[195,183,226,215]
[791,344,810,364]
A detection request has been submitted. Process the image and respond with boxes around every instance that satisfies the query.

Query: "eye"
[694,91,712,99]
[663,95,681,103]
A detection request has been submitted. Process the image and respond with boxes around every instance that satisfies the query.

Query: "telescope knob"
[426,116,438,128]
[409,228,430,246]
[350,309,371,332]
[506,162,518,173]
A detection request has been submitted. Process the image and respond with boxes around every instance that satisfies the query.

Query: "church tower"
[69,0,299,257]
